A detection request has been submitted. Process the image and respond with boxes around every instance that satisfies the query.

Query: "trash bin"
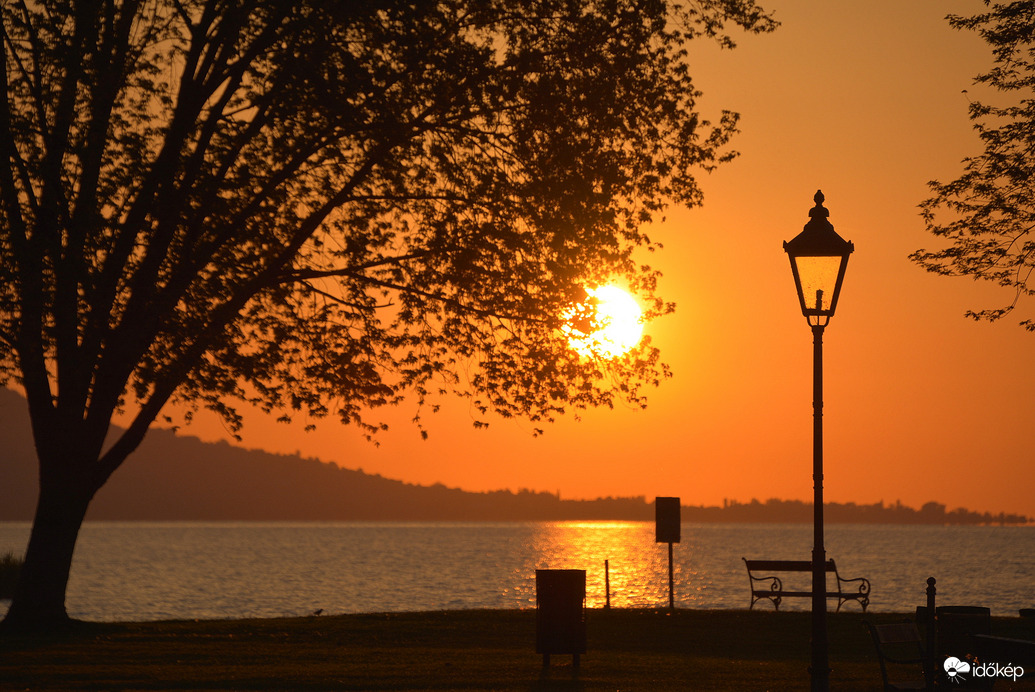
[536,569,586,666]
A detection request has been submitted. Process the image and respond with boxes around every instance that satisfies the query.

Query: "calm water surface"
[1,522,1032,622]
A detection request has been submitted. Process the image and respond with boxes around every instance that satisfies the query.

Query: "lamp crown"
[810,190,829,219]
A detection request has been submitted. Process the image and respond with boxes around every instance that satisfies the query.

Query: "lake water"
[1,522,1032,622]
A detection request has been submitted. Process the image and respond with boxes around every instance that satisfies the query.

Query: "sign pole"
[668,542,675,610]
[655,497,681,611]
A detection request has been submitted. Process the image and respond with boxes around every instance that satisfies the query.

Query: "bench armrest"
[836,574,871,597]
[834,573,871,611]
[748,573,784,592]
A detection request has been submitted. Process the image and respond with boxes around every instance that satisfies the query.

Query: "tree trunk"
[1,468,94,634]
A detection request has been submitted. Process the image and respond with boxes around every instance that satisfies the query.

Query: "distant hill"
[0,389,649,521]
[0,389,1028,524]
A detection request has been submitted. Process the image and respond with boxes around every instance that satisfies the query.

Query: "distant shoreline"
[2,390,1028,524]
[3,517,1032,526]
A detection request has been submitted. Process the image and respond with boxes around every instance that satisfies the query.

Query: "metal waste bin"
[536,569,586,667]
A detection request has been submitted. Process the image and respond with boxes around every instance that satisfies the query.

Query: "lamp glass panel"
[794,255,842,312]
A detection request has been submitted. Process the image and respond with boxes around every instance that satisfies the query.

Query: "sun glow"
[565,285,644,358]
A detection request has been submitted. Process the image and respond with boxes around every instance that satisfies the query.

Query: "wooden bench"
[743,558,870,612]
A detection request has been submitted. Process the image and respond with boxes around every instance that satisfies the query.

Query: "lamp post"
[783,190,853,692]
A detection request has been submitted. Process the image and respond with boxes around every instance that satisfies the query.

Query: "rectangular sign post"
[655,497,681,610]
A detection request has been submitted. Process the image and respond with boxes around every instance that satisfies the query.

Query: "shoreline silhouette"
[0,390,1027,524]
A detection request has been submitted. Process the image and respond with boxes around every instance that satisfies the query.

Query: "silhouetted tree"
[0,0,776,630]
[912,1,1035,329]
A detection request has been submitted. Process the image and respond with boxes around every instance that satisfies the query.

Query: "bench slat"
[751,590,844,598]
[744,560,834,572]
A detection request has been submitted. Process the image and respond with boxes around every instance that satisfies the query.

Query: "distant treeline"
[0,388,1028,524]
[685,497,1030,526]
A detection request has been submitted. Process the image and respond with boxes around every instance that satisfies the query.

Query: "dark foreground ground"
[2,608,1034,691]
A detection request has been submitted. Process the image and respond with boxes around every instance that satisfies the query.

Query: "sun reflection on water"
[508,521,701,609]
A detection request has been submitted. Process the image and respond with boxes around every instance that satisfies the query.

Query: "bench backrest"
[744,559,836,572]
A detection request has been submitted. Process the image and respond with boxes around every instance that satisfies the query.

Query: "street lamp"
[783,190,853,692]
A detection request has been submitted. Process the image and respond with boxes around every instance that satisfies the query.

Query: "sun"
[565,285,644,358]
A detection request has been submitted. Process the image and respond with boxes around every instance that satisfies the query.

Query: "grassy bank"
[0,552,22,599]
[2,608,1033,690]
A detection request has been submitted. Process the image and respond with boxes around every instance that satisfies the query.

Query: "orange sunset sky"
[143,0,1035,518]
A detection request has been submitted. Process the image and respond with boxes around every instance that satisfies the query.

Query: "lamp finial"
[810,190,829,219]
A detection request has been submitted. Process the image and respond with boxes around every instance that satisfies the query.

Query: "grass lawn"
[2,608,1034,690]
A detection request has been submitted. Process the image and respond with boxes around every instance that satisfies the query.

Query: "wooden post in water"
[604,560,611,610]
